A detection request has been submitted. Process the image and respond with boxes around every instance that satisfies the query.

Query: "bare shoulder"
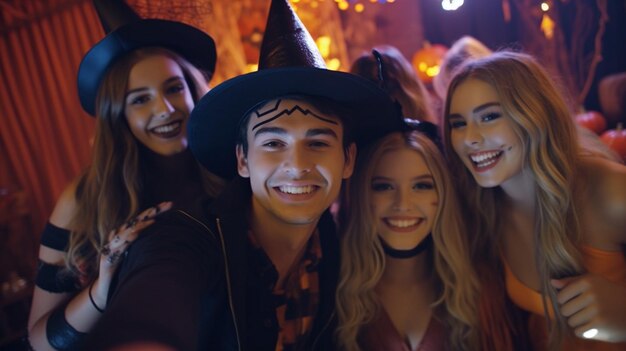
[580,157,626,243]
[49,178,80,228]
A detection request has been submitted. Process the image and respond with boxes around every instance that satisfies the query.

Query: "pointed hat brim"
[188,67,400,179]
[77,19,216,116]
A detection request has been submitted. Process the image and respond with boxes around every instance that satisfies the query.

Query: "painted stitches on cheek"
[251,99,338,131]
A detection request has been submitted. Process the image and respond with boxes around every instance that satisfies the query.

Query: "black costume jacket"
[83,177,340,351]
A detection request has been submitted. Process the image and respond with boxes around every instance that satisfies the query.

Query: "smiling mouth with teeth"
[386,218,419,228]
[277,185,317,195]
[469,150,503,170]
[150,121,182,138]
[383,218,423,232]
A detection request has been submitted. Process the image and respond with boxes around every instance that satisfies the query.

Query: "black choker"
[379,235,433,259]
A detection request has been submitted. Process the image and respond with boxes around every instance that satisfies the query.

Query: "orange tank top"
[503,245,626,351]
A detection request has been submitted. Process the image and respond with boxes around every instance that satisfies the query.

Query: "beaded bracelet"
[88,282,105,313]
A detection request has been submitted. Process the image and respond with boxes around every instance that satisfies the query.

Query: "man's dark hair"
[236,94,355,157]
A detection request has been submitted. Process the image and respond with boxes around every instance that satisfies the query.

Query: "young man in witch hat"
[84,0,401,350]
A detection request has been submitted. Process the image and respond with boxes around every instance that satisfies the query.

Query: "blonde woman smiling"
[444,51,626,350]
[336,123,481,351]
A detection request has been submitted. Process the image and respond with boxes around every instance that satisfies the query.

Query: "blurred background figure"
[598,72,626,127]
[351,45,437,125]
[432,36,492,113]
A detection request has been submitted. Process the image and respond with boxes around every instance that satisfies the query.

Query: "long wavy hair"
[336,131,480,351]
[442,51,585,350]
[350,45,436,124]
[65,47,220,282]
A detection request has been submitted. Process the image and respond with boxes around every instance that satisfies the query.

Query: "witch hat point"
[258,0,326,70]
[92,0,141,33]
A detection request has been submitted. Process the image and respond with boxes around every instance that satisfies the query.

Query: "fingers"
[107,226,136,249]
[550,277,570,290]
[131,218,155,234]
[137,201,173,222]
[100,202,172,266]
[125,201,172,236]
[560,292,593,318]
[554,277,590,304]
[567,304,597,328]
[553,276,595,326]
[107,202,172,241]
[551,274,626,343]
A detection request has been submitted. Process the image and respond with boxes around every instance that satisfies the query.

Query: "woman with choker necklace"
[335,122,481,351]
[27,1,222,350]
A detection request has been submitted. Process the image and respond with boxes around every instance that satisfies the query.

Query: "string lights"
[441,0,464,11]
[290,0,396,13]
[540,1,555,39]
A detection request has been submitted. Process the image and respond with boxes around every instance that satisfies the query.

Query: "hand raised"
[92,201,173,307]
[552,274,626,343]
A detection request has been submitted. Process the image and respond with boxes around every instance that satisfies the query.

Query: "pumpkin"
[411,44,448,84]
[600,123,626,162]
[575,111,607,135]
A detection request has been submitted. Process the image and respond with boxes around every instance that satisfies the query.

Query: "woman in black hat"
[27,1,221,350]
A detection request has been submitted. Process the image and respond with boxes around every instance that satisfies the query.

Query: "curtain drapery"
[1,0,100,243]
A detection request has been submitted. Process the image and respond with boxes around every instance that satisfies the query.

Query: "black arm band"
[36,260,80,293]
[46,306,86,351]
[41,222,71,251]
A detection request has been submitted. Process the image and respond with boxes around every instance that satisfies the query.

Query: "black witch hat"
[77,0,217,116]
[188,0,400,179]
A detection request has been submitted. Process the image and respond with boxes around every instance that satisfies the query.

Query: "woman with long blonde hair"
[27,5,222,349]
[336,124,480,351]
[444,51,626,350]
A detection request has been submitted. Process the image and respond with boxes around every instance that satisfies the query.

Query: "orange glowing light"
[246,64,258,73]
[412,44,448,83]
[316,36,332,58]
[327,58,341,70]
[540,13,555,39]
[426,65,440,77]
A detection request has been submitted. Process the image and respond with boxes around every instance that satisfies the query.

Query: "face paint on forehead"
[250,99,339,131]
